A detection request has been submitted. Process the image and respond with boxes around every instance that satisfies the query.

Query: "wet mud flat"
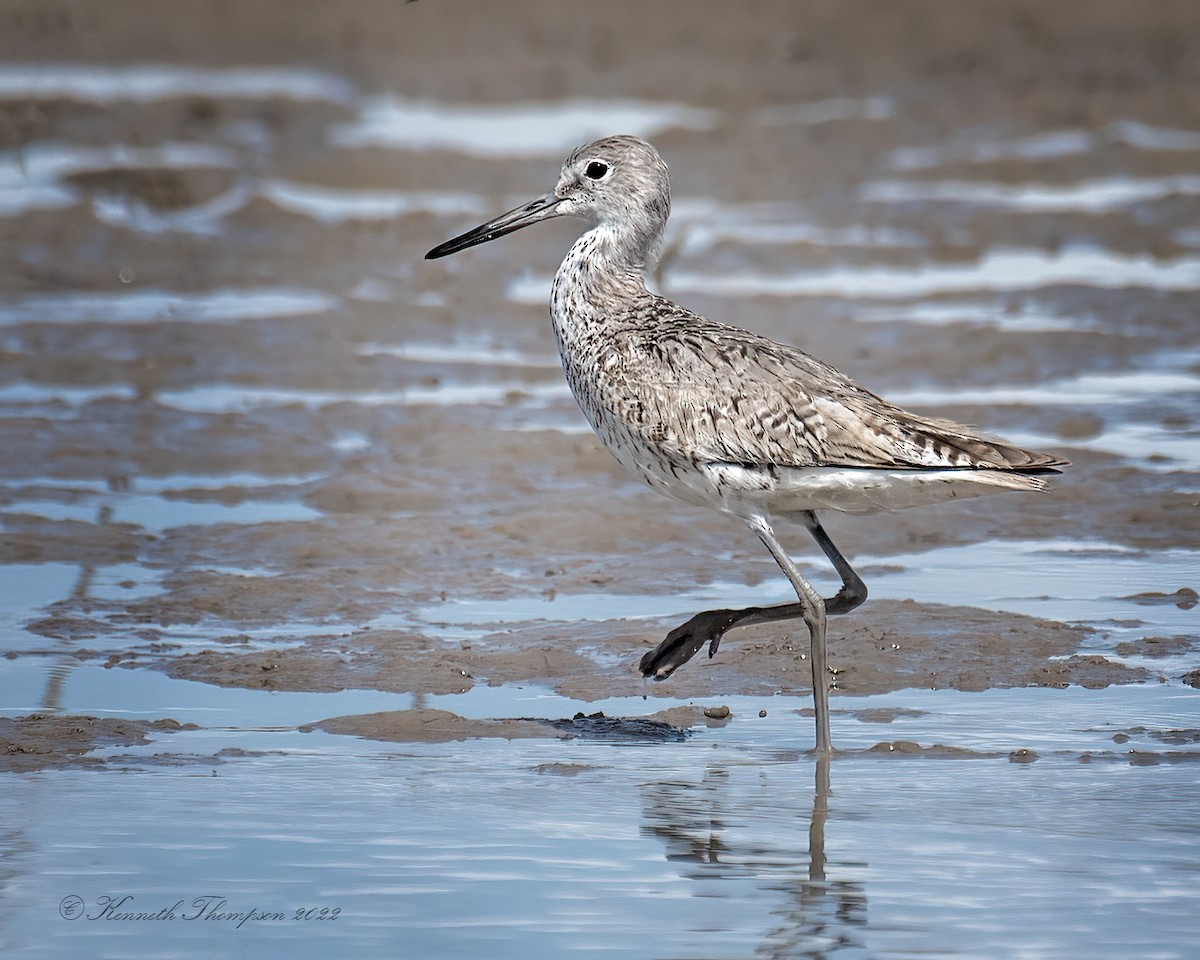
[1,1,1199,958]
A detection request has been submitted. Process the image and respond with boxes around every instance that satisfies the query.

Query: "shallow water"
[3,678,1198,960]
[2,4,1199,958]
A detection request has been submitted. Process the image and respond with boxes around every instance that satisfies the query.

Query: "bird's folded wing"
[607,320,1063,473]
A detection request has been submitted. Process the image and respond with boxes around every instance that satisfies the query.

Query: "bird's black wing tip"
[1018,458,1071,475]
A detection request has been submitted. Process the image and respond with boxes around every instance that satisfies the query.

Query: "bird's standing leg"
[639,512,864,714]
[746,514,832,754]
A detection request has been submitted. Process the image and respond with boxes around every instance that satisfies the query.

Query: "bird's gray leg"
[799,510,867,616]
[639,511,864,682]
[639,513,836,752]
[746,514,832,754]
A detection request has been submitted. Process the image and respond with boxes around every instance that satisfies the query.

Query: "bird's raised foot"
[638,608,744,680]
[824,582,868,617]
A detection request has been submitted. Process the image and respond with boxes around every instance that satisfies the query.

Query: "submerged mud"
[1,1,1197,772]
[309,705,723,744]
[0,715,197,772]
[150,598,1146,703]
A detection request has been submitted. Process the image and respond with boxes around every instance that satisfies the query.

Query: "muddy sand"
[1,0,1198,768]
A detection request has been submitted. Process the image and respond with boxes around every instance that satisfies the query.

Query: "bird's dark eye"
[584,160,609,180]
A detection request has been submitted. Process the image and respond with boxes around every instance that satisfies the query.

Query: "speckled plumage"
[542,138,1061,520]
[427,135,1067,753]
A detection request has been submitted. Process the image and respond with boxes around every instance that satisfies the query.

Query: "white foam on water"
[483,197,918,299]
[0,141,236,218]
[669,248,1200,298]
[757,96,894,126]
[859,539,1200,634]
[0,382,137,408]
[504,412,593,435]
[0,178,74,216]
[129,471,326,493]
[0,500,98,524]
[331,431,372,453]
[1109,119,1200,151]
[505,200,929,305]
[505,271,555,305]
[89,183,253,235]
[110,497,323,530]
[154,380,571,414]
[0,478,113,493]
[663,196,922,250]
[889,131,1097,170]
[676,220,923,255]
[347,277,395,302]
[400,538,1198,654]
[887,122,1200,170]
[1175,226,1200,248]
[85,562,167,601]
[1006,422,1200,472]
[1,470,326,531]
[259,180,486,223]
[330,97,718,157]
[862,175,1200,212]
[853,299,1081,331]
[690,539,1198,639]
[887,367,1200,408]
[0,63,355,104]
[0,287,338,325]
[5,142,238,178]
[358,338,559,368]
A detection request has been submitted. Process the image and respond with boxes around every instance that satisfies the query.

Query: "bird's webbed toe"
[638,608,743,680]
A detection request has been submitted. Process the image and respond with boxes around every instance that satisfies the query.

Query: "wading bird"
[426,136,1066,752]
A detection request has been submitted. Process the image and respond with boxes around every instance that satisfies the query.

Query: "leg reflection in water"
[639,753,864,955]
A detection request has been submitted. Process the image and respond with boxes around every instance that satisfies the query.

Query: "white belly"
[583,401,1044,520]
[701,462,1045,517]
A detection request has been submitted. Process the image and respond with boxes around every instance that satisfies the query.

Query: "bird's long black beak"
[425,192,564,259]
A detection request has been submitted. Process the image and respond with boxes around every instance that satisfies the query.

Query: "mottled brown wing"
[606,305,1065,473]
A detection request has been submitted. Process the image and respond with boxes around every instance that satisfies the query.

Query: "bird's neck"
[553,224,654,306]
[550,225,655,364]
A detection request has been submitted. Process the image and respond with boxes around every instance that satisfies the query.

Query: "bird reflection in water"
[639,756,866,957]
